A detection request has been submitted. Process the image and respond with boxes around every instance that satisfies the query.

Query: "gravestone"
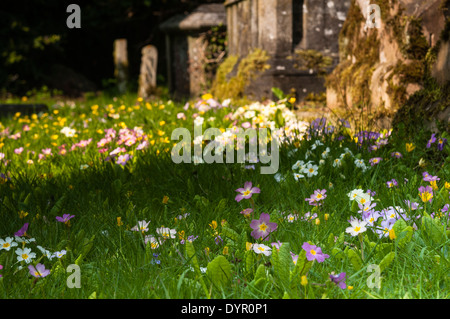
[160,4,227,98]
[138,45,158,100]
[224,0,351,101]
[113,39,129,94]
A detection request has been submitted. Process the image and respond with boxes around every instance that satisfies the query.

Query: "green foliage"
[206,255,232,289]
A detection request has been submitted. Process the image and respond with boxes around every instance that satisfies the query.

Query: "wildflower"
[305,189,327,206]
[252,243,272,256]
[117,217,124,227]
[301,275,308,286]
[354,159,367,171]
[386,179,398,188]
[375,219,395,238]
[162,196,169,204]
[348,189,373,205]
[345,218,367,236]
[293,172,305,181]
[53,250,67,258]
[15,247,36,264]
[235,181,260,202]
[285,213,298,223]
[332,158,342,167]
[145,236,161,249]
[405,143,415,152]
[14,223,29,237]
[330,272,347,289]
[271,241,283,251]
[156,227,177,240]
[56,214,75,224]
[363,211,381,226]
[0,237,18,251]
[116,154,131,166]
[422,172,440,182]
[302,242,329,263]
[131,220,150,233]
[292,160,305,170]
[240,208,253,217]
[437,138,447,151]
[418,185,433,203]
[391,152,402,158]
[369,157,382,166]
[291,252,299,265]
[250,213,278,241]
[303,163,319,177]
[28,263,50,278]
[426,134,436,148]
[37,246,54,260]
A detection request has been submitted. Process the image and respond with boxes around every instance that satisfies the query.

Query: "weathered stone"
[138,45,158,100]
[113,39,128,94]
[224,0,351,101]
[160,4,227,98]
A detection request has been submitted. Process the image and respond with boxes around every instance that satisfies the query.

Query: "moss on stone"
[211,48,270,104]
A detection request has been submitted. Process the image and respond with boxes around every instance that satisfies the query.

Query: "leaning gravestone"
[113,39,129,94]
[138,45,158,100]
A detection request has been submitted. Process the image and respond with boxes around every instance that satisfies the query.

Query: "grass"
[0,91,448,299]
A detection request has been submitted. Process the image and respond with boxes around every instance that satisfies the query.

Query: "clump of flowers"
[250,213,278,241]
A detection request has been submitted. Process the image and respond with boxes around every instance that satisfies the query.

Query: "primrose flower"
[330,272,347,289]
[15,247,36,264]
[426,134,436,148]
[422,172,440,182]
[28,263,50,278]
[53,250,67,259]
[348,189,373,205]
[303,163,319,177]
[369,157,382,166]
[302,242,329,263]
[252,243,272,256]
[156,227,177,240]
[14,223,29,237]
[418,185,433,203]
[235,181,260,202]
[386,179,398,188]
[56,214,75,224]
[0,237,18,251]
[131,220,150,233]
[345,218,367,236]
[116,154,131,166]
[250,213,278,241]
[305,189,327,206]
[437,138,447,151]
[240,208,253,217]
[375,219,395,238]
[145,236,161,249]
[285,213,299,223]
[391,152,403,158]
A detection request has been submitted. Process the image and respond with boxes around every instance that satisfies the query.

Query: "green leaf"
[347,249,363,270]
[290,250,313,288]
[222,226,239,242]
[271,87,286,100]
[49,195,66,215]
[271,242,291,290]
[245,249,256,280]
[186,242,210,298]
[274,108,285,127]
[379,251,395,273]
[206,255,232,289]
[421,213,446,244]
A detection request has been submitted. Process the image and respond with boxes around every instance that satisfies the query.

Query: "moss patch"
[211,48,270,104]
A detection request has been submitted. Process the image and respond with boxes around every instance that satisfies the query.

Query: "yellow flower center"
[360,198,366,204]
[258,246,265,252]
[22,253,28,260]
[243,190,251,196]
[3,243,10,248]
[259,223,268,232]
[309,168,314,173]
[354,226,361,232]
[316,194,322,199]
[34,271,40,277]
[310,249,316,255]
